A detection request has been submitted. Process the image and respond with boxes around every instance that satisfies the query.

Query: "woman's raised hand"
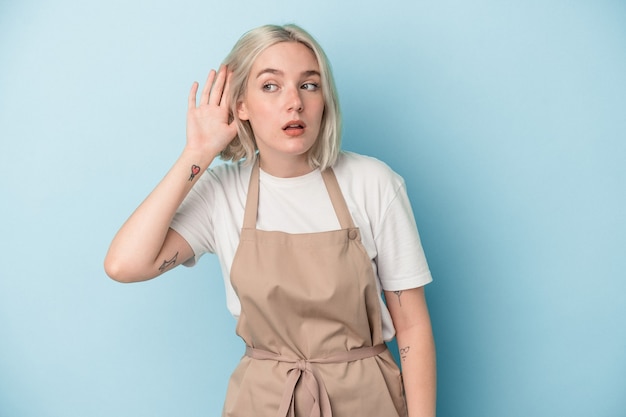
[105,66,238,283]
[186,65,238,158]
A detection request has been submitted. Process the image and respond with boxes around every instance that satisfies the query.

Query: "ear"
[237,100,249,121]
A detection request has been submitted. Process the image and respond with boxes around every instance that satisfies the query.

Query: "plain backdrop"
[1,0,625,416]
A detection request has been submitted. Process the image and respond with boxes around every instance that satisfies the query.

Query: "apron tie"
[246,344,387,417]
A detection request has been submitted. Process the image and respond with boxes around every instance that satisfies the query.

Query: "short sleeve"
[374,180,432,291]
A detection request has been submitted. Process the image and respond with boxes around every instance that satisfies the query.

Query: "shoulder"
[332,151,408,221]
[333,151,405,190]
[183,161,252,209]
[201,160,253,190]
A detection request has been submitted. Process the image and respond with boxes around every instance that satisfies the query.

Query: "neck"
[258,153,314,178]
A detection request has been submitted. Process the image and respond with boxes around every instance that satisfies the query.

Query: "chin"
[283,139,316,154]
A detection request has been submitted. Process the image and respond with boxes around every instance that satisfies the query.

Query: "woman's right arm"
[104,66,237,283]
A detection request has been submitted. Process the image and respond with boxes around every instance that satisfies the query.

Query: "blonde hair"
[220,24,342,170]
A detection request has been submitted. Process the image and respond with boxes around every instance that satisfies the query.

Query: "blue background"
[1,1,625,416]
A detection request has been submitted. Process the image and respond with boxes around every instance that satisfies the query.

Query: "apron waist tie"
[245,344,387,417]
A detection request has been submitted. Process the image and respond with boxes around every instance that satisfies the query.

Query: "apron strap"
[242,159,356,231]
[321,168,356,230]
[246,344,387,417]
[242,158,261,229]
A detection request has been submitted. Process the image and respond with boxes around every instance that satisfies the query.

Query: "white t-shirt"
[171,151,432,340]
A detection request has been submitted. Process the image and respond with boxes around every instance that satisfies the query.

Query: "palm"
[186,67,237,155]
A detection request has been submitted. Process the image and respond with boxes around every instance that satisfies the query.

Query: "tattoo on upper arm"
[188,165,201,181]
[393,290,403,306]
[400,346,411,362]
[158,251,179,273]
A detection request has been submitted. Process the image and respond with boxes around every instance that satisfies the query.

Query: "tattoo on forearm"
[394,290,403,306]
[400,346,411,362]
[158,252,179,273]
[188,165,201,181]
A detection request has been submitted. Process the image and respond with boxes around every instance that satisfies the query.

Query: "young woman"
[105,24,436,417]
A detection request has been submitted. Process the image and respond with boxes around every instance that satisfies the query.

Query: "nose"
[286,87,303,113]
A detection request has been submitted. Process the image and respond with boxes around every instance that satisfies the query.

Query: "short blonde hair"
[220,24,342,170]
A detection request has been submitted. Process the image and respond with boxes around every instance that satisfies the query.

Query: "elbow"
[104,254,147,283]
[104,257,129,283]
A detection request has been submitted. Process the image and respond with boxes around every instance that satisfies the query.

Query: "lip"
[281,120,307,130]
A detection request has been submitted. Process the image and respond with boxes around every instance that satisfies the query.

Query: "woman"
[105,24,436,417]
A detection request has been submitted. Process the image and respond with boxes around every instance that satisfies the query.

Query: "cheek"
[314,102,326,122]
[314,96,325,113]
[244,98,274,119]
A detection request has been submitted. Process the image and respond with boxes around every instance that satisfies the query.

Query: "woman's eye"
[262,83,278,92]
[301,82,319,91]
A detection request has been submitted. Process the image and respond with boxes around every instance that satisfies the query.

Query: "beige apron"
[223,160,407,417]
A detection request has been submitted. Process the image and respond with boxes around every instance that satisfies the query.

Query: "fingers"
[200,69,217,106]
[187,81,199,110]
[189,66,230,109]
[208,65,228,106]
[220,69,233,108]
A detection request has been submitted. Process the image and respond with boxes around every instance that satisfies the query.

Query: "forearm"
[385,287,436,417]
[105,67,237,282]
[104,147,217,282]
[396,321,437,417]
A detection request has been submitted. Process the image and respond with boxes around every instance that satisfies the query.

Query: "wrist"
[179,145,220,169]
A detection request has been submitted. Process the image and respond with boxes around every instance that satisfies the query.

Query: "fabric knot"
[295,359,308,372]
[245,344,386,417]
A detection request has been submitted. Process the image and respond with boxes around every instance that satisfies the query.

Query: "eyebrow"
[255,68,321,78]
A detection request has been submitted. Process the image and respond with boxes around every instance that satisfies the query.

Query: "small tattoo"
[158,252,178,273]
[394,290,403,306]
[188,165,201,181]
[400,346,411,362]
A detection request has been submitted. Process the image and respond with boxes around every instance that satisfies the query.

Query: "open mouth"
[282,120,307,131]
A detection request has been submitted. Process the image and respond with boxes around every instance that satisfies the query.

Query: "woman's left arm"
[384,287,436,417]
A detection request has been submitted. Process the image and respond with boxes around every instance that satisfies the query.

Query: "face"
[237,41,324,170]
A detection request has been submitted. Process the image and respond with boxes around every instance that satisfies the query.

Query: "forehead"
[251,41,320,75]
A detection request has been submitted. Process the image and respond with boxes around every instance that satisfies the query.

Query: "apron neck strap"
[242,158,356,230]
[242,158,261,229]
[321,167,356,229]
